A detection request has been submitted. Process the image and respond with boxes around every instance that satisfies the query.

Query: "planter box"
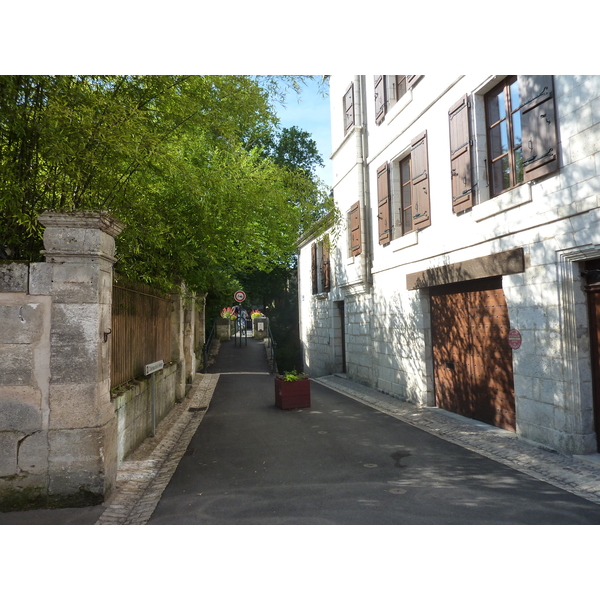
[275,377,311,409]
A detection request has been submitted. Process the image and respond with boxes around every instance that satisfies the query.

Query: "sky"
[272,77,333,188]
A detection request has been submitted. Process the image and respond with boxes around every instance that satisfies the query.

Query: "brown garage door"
[431,276,516,431]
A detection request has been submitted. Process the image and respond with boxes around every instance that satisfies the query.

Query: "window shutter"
[411,130,431,230]
[375,75,386,125]
[344,84,355,134]
[449,94,474,213]
[377,162,391,244]
[406,75,421,89]
[520,75,559,182]
[322,239,331,293]
[349,201,361,256]
[311,242,318,294]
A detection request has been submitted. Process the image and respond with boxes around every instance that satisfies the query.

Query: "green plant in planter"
[275,369,311,409]
[279,370,308,382]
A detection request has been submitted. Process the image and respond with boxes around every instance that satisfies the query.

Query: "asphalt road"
[148,341,600,525]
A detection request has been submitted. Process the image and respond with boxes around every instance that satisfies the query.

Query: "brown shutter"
[406,75,421,89]
[322,239,330,293]
[411,130,431,230]
[375,75,386,125]
[311,242,318,294]
[349,201,361,256]
[377,162,391,244]
[449,94,474,213]
[520,75,559,182]
[344,83,354,133]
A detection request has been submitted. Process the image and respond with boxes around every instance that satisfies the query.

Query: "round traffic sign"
[234,290,246,302]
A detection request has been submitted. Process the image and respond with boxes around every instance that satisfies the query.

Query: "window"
[377,130,431,245]
[449,94,474,213]
[343,84,355,134]
[485,76,523,197]
[395,76,408,102]
[449,76,559,210]
[483,75,558,199]
[377,163,391,243]
[399,155,413,235]
[348,202,361,256]
[374,75,420,125]
[519,75,559,182]
[409,131,431,230]
[311,238,330,295]
[375,76,386,125]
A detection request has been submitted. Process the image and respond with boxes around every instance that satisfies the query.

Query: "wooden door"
[431,277,516,431]
[585,259,600,452]
[431,289,472,417]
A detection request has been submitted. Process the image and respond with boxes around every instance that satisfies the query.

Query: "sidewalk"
[3,336,600,524]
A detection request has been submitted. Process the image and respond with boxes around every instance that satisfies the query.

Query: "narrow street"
[4,337,600,525]
[145,338,600,525]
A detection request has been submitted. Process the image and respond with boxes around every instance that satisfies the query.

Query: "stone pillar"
[170,292,186,400]
[183,294,196,382]
[35,211,125,504]
[253,317,268,340]
[216,318,231,340]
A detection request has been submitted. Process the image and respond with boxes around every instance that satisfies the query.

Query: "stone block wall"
[113,362,178,463]
[0,211,205,511]
[0,270,52,507]
[303,298,332,376]
[0,212,124,510]
[216,318,231,341]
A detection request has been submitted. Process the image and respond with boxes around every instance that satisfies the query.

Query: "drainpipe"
[354,75,373,287]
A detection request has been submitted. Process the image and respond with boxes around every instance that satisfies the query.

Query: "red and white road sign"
[234,290,246,302]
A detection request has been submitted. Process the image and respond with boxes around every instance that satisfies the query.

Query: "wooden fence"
[111,279,173,388]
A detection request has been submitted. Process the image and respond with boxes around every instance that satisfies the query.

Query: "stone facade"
[298,75,600,455]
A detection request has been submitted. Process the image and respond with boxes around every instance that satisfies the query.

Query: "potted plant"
[274,370,311,409]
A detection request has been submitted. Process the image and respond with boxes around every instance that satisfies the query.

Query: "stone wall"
[0,212,124,510]
[0,211,205,511]
[113,362,178,463]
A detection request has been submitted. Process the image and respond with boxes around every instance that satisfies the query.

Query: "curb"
[95,373,219,525]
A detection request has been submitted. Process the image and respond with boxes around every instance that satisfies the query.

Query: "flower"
[220,307,236,320]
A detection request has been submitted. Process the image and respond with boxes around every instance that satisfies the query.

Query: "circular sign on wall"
[234,290,246,302]
[508,329,522,349]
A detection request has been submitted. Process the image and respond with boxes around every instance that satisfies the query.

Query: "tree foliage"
[0,75,332,294]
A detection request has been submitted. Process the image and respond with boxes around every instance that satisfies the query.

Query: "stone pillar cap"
[38,211,126,238]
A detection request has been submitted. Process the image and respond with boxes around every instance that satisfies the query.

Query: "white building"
[298,75,600,455]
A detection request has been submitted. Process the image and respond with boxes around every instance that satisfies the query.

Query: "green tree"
[0,75,333,296]
[222,114,332,372]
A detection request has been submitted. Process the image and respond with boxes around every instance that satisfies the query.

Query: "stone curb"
[95,374,219,525]
[315,375,600,506]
